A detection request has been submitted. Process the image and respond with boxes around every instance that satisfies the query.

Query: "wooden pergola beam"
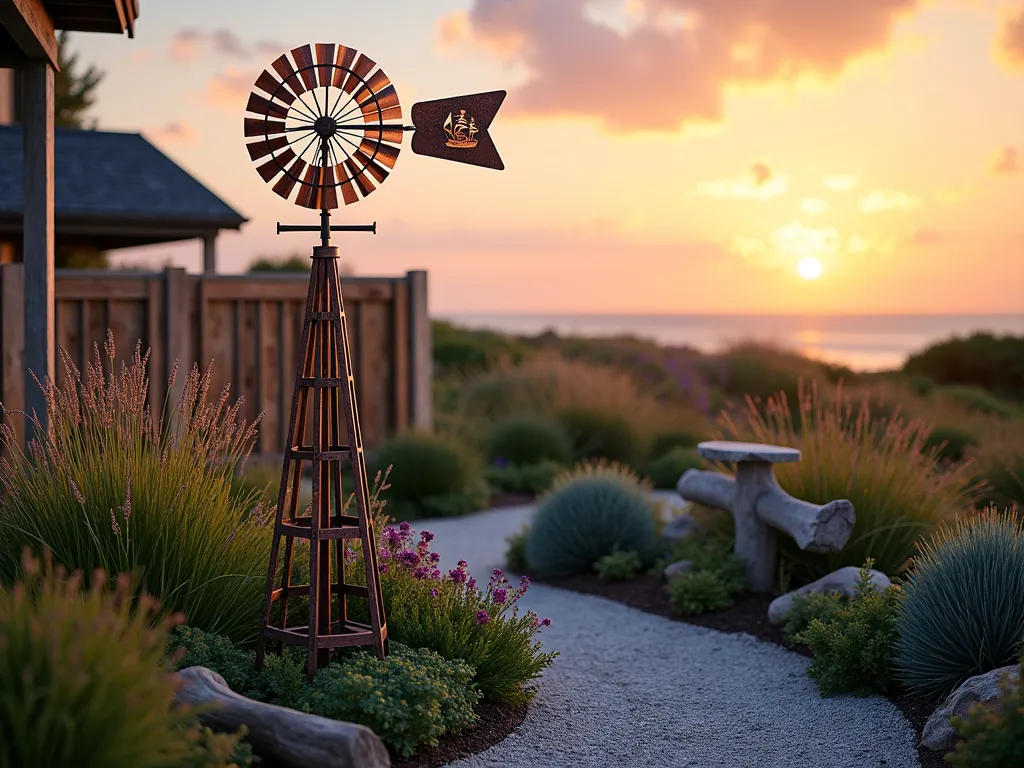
[0,0,58,67]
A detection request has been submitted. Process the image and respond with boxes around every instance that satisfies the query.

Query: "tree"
[249,254,355,274]
[55,31,104,129]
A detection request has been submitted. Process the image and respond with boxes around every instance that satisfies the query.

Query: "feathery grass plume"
[0,333,271,643]
[716,379,982,583]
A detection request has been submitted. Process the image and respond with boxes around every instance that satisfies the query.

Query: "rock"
[664,560,694,580]
[662,513,702,541]
[174,666,391,768]
[921,665,1021,752]
[767,566,891,625]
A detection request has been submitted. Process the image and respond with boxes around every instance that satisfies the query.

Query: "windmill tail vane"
[243,42,504,680]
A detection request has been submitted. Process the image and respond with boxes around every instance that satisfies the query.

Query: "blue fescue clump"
[895,510,1024,697]
[524,460,657,578]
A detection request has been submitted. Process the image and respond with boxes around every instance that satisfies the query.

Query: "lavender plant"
[0,334,271,643]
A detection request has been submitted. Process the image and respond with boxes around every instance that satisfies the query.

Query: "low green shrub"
[947,655,1024,767]
[655,534,746,594]
[895,511,1024,698]
[299,645,479,758]
[181,725,257,768]
[642,446,703,489]
[718,381,980,583]
[781,591,846,643]
[648,429,704,459]
[969,424,1024,513]
[169,628,479,759]
[667,570,732,614]
[484,460,566,496]
[556,406,644,468]
[0,552,198,768]
[0,337,271,644]
[594,550,642,582]
[935,385,1018,419]
[504,524,530,573]
[524,461,657,578]
[433,320,531,375]
[925,425,980,463]
[903,332,1024,403]
[486,417,573,466]
[794,560,902,697]
[371,431,489,519]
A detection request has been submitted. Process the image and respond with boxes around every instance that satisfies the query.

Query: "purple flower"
[493,456,508,468]
[399,521,411,532]
[492,588,507,604]
[449,567,467,585]
[467,576,477,591]
[476,610,490,626]
[519,575,531,590]
[540,617,551,627]
[430,588,438,598]
[397,550,420,568]
[420,530,434,544]
[429,552,441,563]
[458,560,468,568]
[378,563,389,574]
[413,567,430,580]
[492,568,503,577]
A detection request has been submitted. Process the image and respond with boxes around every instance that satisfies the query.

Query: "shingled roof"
[0,125,246,247]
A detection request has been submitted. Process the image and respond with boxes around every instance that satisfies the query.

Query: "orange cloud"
[858,189,922,213]
[201,69,253,108]
[990,145,1019,175]
[146,121,197,144]
[998,4,1024,67]
[443,0,922,132]
[170,28,282,62]
[698,161,789,201]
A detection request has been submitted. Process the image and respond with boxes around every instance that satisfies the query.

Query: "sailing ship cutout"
[444,110,479,148]
[412,90,506,170]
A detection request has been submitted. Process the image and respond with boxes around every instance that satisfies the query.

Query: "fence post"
[0,263,26,450]
[406,270,431,432]
[164,267,190,411]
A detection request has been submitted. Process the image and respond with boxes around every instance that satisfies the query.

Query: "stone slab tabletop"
[696,440,802,464]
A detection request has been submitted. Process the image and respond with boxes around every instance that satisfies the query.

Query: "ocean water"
[437,313,1024,372]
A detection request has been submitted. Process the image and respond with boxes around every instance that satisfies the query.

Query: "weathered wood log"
[174,666,391,768]
[675,441,856,593]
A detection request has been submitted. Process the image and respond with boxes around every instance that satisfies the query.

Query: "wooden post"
[202,234,217,274]
[163,266,190,413]
[21,60,54,441]
[406,269,430,432]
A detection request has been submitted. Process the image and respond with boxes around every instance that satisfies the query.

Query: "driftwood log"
[174,666,391,768]
[676,441,856,593]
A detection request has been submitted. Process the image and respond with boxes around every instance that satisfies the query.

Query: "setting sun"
[797,257,823,280]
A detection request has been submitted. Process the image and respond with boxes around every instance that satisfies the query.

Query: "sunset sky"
[70,0,1024,314]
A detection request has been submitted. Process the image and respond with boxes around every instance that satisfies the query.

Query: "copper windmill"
[245,43,505,681]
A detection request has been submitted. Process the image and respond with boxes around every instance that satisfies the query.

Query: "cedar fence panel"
[0,265,431,457]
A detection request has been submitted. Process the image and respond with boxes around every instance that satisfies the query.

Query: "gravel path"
[412,497,921,768]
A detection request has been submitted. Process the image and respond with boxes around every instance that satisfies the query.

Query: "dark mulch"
[488,491,536,509]
[390,700,530,768]
[543,571,948,768]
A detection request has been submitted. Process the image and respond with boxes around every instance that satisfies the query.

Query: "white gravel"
[409,498,921,768]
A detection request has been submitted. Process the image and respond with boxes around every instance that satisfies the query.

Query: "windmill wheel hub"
[313,116,338,138]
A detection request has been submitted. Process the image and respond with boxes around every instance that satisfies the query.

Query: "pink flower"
[449,567,467,585]
[458,560,468,568]
[475,609,490,626]
[467,576,477,591]
[492,588,507,604]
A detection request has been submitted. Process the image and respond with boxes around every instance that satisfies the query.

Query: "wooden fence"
[0,265,431,456]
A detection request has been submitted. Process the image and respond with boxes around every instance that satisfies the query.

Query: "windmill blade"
[411,90,506,171]
[358,139,400,169]
[255,149,295,182]
[341,53,376,94]
[272,157,307,201]
[314,43,336,87]
[244,117,286,138]
[291,45,318,92]
[331,46,358,89]
[246,92,289,120]
[254,70,296,105]
[271,54,306,98]
[344,158,376,198]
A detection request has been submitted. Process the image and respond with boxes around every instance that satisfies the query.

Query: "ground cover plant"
[0,336,271,643]
[792,560,903,697]
[0,552,254,768]
[662,534,747,615]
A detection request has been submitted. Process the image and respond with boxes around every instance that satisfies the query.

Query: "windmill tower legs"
[255,245,389,681]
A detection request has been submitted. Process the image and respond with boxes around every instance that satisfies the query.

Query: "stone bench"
[676,441,856,593]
